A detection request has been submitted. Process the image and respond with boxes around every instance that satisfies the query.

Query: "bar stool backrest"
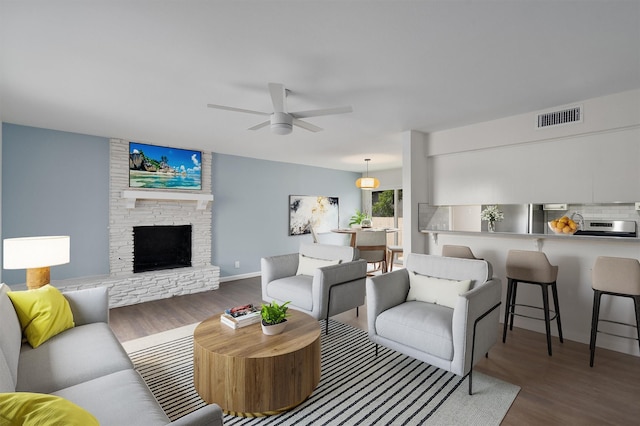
[506,250,558,284]
[442,245,477,259]
[592,256,640,295]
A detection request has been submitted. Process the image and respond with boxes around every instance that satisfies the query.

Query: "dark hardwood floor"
[109,277,640,425]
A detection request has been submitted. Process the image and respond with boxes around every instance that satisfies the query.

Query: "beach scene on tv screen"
[129,142,202,190]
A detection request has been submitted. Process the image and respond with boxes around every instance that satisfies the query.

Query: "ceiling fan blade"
[207,104,269,116]
[293,119,323,133]
[268,83,287,113]
[248,120,270,131]
[290,105,353,119]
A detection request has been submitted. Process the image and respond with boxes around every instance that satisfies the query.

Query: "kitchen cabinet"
[429,127,639,205]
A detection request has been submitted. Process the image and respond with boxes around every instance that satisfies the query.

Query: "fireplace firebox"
[133,225,192,273]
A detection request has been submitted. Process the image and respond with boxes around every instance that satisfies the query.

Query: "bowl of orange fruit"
[548,216,579,235]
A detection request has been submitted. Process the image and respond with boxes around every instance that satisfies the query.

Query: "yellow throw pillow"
[0,392,99,426]
[7,285,74,348]
[406,272,472,309]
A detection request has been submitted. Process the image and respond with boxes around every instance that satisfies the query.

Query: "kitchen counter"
[420,229,639,250]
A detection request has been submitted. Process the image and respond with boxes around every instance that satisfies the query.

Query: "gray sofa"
[261,243,367,332]
[0,284,223,426]
[366,253,501,394]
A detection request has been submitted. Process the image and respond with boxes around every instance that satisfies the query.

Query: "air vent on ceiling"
[536,105,582,129]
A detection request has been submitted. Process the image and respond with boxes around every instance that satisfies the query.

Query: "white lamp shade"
[3,236,70,269]
[355,177,380,190]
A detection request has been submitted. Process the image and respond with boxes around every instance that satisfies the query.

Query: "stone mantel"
[122,190,214,210]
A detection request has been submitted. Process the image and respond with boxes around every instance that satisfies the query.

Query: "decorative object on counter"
[548,216,578,235]
[260,300,290,335]
[349,209,371,228]
[480,205,504,232]
[355,158,380,190]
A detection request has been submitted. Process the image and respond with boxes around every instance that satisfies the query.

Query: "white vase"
[261,320,287,335]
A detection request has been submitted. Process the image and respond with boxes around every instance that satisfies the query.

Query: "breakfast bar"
[421,228,640,358]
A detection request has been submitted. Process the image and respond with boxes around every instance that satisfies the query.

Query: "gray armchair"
[261,243,367,333]
[366,253,501,394]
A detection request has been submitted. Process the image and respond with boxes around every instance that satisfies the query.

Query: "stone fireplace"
[57,139,220,308]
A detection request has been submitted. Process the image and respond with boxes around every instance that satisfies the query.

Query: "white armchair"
[366,253,501,394]
[261,243,367,333]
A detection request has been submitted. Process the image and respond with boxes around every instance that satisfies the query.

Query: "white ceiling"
[1,1,639,172]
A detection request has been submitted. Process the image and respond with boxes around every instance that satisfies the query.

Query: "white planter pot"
[261,320,287,335]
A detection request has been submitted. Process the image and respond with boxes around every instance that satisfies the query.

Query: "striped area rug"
[126,320,519,425]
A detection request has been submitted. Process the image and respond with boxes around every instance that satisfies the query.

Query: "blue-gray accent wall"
[1,124,362,284]
[212,154,361,277]
[1,123,110,284]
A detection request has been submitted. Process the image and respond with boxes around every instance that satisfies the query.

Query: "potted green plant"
[260,300,290,335]
[349,210,371,228]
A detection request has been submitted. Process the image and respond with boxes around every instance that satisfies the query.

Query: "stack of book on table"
[220,304,261,329]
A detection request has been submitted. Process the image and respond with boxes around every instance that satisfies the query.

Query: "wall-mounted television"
[129,142,202,190]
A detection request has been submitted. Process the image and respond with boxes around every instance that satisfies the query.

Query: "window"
[371,189,403,245]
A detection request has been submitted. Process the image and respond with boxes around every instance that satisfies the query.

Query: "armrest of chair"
[63,286,109,326]
[315,259,366,286]
[261,253,299,302]
[365,270,410,335]
[261,253,298,283]
[311,259,365,310]
[451,278,502,375]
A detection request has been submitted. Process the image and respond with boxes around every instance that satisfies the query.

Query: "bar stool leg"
[509,281,518,331]
[503,278,514,343]
[634,296,640,355]
[551,281,564,343]
[590,290,602,367]
[541,283,553,356]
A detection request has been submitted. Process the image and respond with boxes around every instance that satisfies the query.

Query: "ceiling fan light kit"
[356,159,380,190]
[207,82,352,135]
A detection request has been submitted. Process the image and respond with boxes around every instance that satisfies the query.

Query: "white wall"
[427,90,640,205]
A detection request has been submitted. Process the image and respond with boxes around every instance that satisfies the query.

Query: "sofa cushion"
[406,272,471,309]
[16,322,133,394]
[53,369,170,426]
[0,392,99,426]
[7,284,75,348]
[266,275,313,311]
[0,284,22,392]
[296,253,341,276]
[375,301,454,360]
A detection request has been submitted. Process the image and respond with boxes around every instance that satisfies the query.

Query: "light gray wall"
[212,154,361,277]
[1,123,110,284]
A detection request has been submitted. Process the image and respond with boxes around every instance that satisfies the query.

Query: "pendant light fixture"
[355,158,380,190]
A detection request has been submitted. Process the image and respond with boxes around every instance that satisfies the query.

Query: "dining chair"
[355,230,388,274]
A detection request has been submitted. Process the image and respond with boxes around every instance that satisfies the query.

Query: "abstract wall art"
[289,195,339,236]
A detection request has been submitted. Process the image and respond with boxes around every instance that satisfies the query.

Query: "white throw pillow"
[296,254,341,276]
[406,272,472,309]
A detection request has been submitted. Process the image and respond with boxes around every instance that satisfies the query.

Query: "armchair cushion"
[407,272,472,309]
[296,254,341,276]
[375,301,454,360]
[265,275,313,311]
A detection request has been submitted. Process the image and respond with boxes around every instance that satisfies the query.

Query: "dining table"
[330,227,399,247]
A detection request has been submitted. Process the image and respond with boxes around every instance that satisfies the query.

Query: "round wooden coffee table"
[193,309,321,417]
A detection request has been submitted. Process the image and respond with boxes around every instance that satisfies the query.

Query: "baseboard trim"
[219,271,261,283]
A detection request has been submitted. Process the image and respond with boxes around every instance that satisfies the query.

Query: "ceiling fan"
[207,82,353,135]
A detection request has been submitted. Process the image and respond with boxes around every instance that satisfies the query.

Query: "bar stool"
[387,245,403,271]
[442,245,479,259]
[503,250,563,356]
[590,256,640,367]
